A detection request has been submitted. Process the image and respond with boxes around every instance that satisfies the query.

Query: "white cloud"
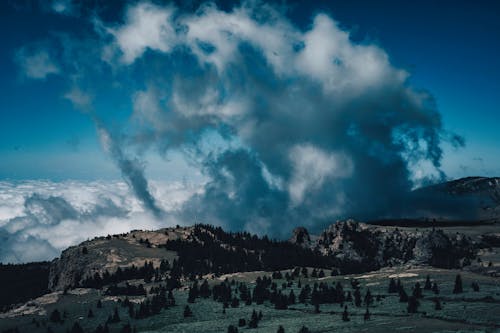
[51,0,74,15]
[0,180,202,263]
[107,2,177,64]
[288,144,353,205]
[64,87,92,110]
[16,49,60,80]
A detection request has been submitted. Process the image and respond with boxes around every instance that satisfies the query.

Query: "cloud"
[0,180,201,263]
[50,0,75,15]
[106,2,177,64]
[64,87,92,111]
[88,1,465,235]
[8,1,468,247]
[15,48,60,80]
[288,144,353,206]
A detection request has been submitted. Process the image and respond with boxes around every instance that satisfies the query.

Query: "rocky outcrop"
[304,219,477,271]
[48,228,189,291]
[289,227,312,247]
[48,221,478,291]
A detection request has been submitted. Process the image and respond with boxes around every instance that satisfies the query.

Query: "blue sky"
[0,0,499,181]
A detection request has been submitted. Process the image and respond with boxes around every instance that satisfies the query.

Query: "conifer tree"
[183,305,193,317]
[453,274,463,294]
[424,275,432,290]
[342,305,350,322]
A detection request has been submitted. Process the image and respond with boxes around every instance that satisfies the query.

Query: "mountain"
[47,221,476,293]
[426,177,500,217]
[370,176,500,226]
[2,220,499,333]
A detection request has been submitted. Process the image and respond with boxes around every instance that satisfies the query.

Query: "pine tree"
[399,286,408,302]
[97,299,103,308]
[364,289,373,306]
[248,310,259,328]
[183,305,193,318]
[432,282,439,294]
[354,288,362,307]
[298,326,310,333]
[49,309,62,323]
[407,296,419,313]
[364,306,371,321]
[412,282,422,298]
[88,308,94,318]
[70,322,84,333]
[424,275,432,290]
[227,325,238,333]
[342,306,350,322]
[453,274,463,294]
[277,325,285,333]
[288,290,296,304]
[112,307,121,322]
[231,296,240,308]
[434,298,442,310]
[388,278,398,293]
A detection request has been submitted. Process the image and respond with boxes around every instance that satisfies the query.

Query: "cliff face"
[310,220,476,270]
[48,228,188,291]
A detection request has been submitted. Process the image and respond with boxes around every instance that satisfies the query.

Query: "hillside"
[1,220,500,332]
[413,176,500,222]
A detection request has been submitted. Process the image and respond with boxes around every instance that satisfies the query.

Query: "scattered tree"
[424,275,432,290]
[183,305,193,318]
[453,274,463,294]
[364,307,371,321]
[49,309,62,323]
[407,296,419,313]
[227,325,238,333]
[70,322,84,333]
[342,305,350,322]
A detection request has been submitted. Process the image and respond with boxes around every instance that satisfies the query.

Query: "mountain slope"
[412,176,500,222]
[47,221,477,292]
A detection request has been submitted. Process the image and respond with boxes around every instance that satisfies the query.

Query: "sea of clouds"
[0,180,201,263]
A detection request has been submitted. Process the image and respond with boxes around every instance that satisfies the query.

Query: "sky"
[0,0,499,262]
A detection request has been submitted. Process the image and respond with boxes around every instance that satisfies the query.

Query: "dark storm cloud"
[14,1,470,238]
[89,1,468,235]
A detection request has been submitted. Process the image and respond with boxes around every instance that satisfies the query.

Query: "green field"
[1,266,500,333]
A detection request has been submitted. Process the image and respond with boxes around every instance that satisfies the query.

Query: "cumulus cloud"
[0,180,201,263]
[106,2,177,64]
[91,1,461,235]
[8,0,468,255]
[288,144,353,206]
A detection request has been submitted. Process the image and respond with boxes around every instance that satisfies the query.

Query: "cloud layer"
[0,180,201,263]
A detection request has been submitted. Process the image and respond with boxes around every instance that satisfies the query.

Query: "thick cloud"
[11,1,468,251]
[95,1,464,235]
[0,180,201,263]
